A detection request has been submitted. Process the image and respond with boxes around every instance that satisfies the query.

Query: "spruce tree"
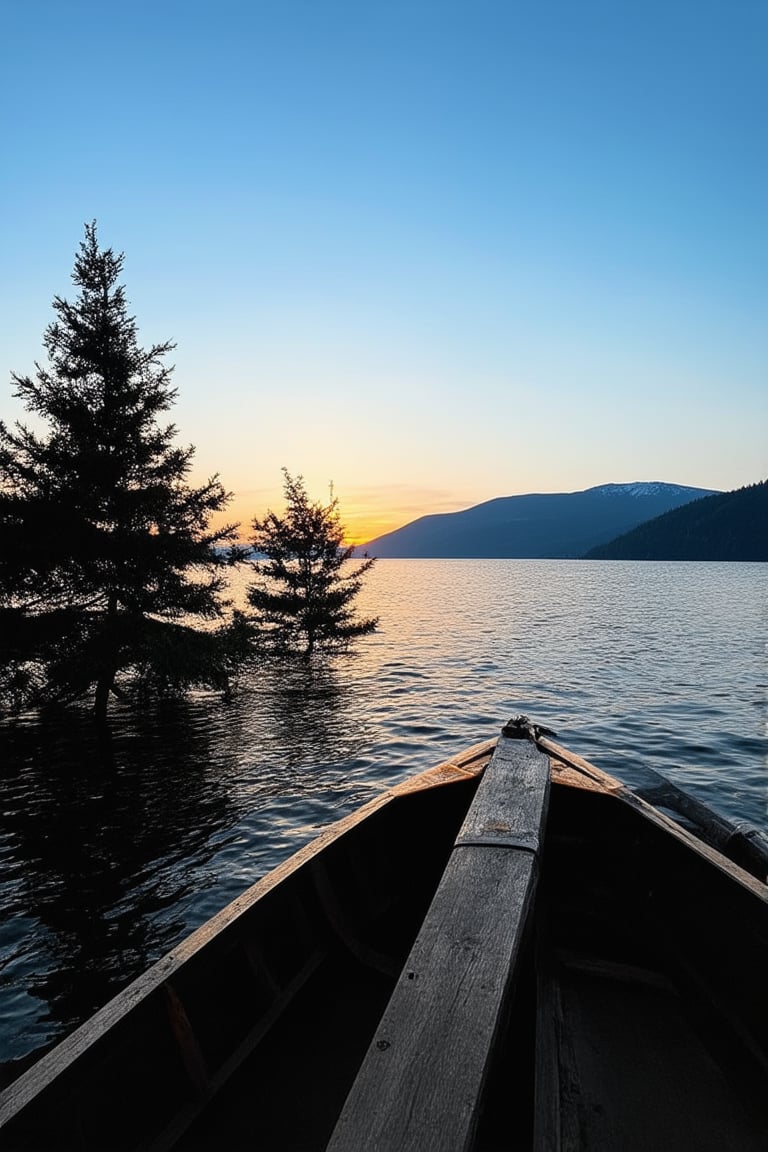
[0,224,243,722]
[247,471,377,657]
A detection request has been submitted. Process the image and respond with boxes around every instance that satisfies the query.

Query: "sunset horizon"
[3,3,765,519]
[217,473,733,549]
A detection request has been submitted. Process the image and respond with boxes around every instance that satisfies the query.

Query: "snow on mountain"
[586,482,707,499]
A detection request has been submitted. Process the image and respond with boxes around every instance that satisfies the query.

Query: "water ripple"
[0,559,765,1066]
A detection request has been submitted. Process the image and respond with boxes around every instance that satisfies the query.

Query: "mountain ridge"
[360,482,718,559]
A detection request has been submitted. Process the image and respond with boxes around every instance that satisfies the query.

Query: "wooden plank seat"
[327,722,551,1152]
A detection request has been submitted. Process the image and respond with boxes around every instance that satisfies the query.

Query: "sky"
[1,1,766,543]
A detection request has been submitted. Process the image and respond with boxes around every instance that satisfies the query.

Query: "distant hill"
[584,481,768,561]
[361,482,717,559]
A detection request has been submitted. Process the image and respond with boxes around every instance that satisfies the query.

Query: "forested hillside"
[584,481,767,561]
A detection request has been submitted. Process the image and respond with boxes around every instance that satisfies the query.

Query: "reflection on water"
[0,559,766,1067]
[0,661,379,1067]
[0,700,235,1060]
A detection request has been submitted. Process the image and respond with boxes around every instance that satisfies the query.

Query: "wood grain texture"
[327,733,550,1152]
[456,733,550,849]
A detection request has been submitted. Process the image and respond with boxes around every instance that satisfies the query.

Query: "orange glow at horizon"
[339,512,404,548]
[210,484,474,547]
[212,503,414,547]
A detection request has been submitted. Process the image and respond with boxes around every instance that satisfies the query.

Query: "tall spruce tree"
[0,223,244,722]
[247,471,377,657]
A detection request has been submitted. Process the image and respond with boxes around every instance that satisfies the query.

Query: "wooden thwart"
[327,730,551,1152]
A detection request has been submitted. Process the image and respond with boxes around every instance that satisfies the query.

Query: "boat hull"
[1,729,766,1151]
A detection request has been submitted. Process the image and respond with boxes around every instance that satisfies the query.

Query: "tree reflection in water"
[0,663,376,1074]
[0,698,236,1067]
[249,658,376,778]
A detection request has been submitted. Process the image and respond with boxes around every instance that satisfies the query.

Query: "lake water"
[0,559,765,1067]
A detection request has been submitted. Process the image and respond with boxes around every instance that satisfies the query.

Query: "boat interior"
[483,776,768,1152]
[2,742,767,1152]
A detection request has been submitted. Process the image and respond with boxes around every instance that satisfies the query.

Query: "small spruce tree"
[247,471,377,657]
[0,223,244,722]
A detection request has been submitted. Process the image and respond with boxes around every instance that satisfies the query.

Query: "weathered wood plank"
[327,731,550,1152]
[455,728,551,850]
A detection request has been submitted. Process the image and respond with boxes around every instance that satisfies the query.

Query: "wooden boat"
[1,718,766,1151]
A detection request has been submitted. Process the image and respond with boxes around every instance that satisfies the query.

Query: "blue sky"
[2,1,766,540]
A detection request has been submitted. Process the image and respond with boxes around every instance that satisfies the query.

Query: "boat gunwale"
[539,733,768,900]
[0,739,494,1126]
